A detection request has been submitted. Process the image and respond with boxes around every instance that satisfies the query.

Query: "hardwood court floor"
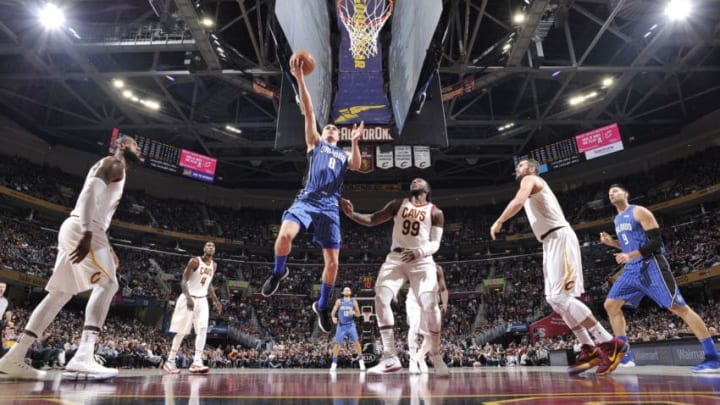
[1,366,719,404]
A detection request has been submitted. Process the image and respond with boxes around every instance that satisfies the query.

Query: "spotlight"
[39,3,65,29]
[513,13,526,24]
[601,77,614,88]
[665,0,691,20]
[112,79,125,89]
[122,90,133,98]
[201,17,214,27]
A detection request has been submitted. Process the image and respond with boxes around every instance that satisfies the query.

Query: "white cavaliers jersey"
[70,157,125,232]
[523,177,570,242]
[187,257,215,297]
[390,199,435,251]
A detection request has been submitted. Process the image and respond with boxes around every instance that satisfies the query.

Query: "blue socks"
[318,282,334,309]
[332,356,337,364]
[273,255,288,277]
[700,337,719,360]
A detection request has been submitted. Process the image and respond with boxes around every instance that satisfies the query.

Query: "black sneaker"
[261,268,289,297]
[312,301,333,333]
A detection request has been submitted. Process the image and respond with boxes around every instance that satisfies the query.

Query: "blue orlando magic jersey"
[300,141,348,201]
[338,298,355,326]
[614,205,664,265]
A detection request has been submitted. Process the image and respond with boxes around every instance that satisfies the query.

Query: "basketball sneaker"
[366,355,402,375]
[692,356,720,373]
[163,361,181,374]
[261,267,289,297]
[189,363,210,374]
[567,344,601,375]
[330,362,337,372]
[596,337,629,376]
[359,357,366,371]
[312,301,333,333]
[63,354,118,381]
[431,354,449,377]
[619,349,636,368]
[0,355,47,380]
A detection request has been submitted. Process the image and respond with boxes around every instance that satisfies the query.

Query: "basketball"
[290,50,315,76]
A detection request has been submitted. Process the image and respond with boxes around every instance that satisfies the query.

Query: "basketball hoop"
[337,0,393,59]
[361,310,373,323]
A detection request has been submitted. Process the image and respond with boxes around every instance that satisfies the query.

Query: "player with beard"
[164,242,222,374]
[341,178,449,376]
[0,136,141,380]
[491,158,627,376]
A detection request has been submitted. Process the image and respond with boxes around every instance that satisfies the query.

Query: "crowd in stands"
[2,147,718,255]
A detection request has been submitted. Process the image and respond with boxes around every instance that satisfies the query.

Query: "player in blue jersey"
[261,54,363,333]
[329,287,365,372]
[601,184,720,373]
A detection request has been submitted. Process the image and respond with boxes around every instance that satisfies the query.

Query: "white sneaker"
[0,356,47,380]
[359,359,366,371]
[63,355,118,381]
[330,362,337,372]
[431,354,449,377]
[189,363,209,374]
[163,362,181,374]
[619,360,636,368]
[409,358,420,374]
[366,355,402,375]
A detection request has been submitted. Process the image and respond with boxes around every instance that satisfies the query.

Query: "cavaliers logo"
[564,280,576,291]
[90,272,103,284]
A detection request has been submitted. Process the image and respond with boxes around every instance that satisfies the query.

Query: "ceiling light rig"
[38,3,65,29]
[113,79,162,111]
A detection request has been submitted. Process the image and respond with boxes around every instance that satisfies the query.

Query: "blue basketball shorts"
[607,254,686,309]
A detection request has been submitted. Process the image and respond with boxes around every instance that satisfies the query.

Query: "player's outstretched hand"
[70,231,93,264]
[350,121,364,142]
[340,198,354,217]
[289,57,304,80]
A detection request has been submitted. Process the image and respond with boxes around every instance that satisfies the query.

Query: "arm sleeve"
[418,226,443,257]
[77,177,107,232]
[638,228,663,257]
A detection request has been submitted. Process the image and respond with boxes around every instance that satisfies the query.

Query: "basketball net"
[337,0,393,59]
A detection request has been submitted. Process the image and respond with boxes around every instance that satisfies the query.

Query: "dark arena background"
[1,0,720,403]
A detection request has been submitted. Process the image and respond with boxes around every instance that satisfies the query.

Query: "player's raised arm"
[340,198,401,227]
[347,121,364,171]
[491,175,537,240]
[290,56,321,151]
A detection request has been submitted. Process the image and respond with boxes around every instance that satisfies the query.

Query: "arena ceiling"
[0,0,718,189]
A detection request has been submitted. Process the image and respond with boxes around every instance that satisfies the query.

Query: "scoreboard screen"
[109,128,216,183]
[513,123,624,173]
